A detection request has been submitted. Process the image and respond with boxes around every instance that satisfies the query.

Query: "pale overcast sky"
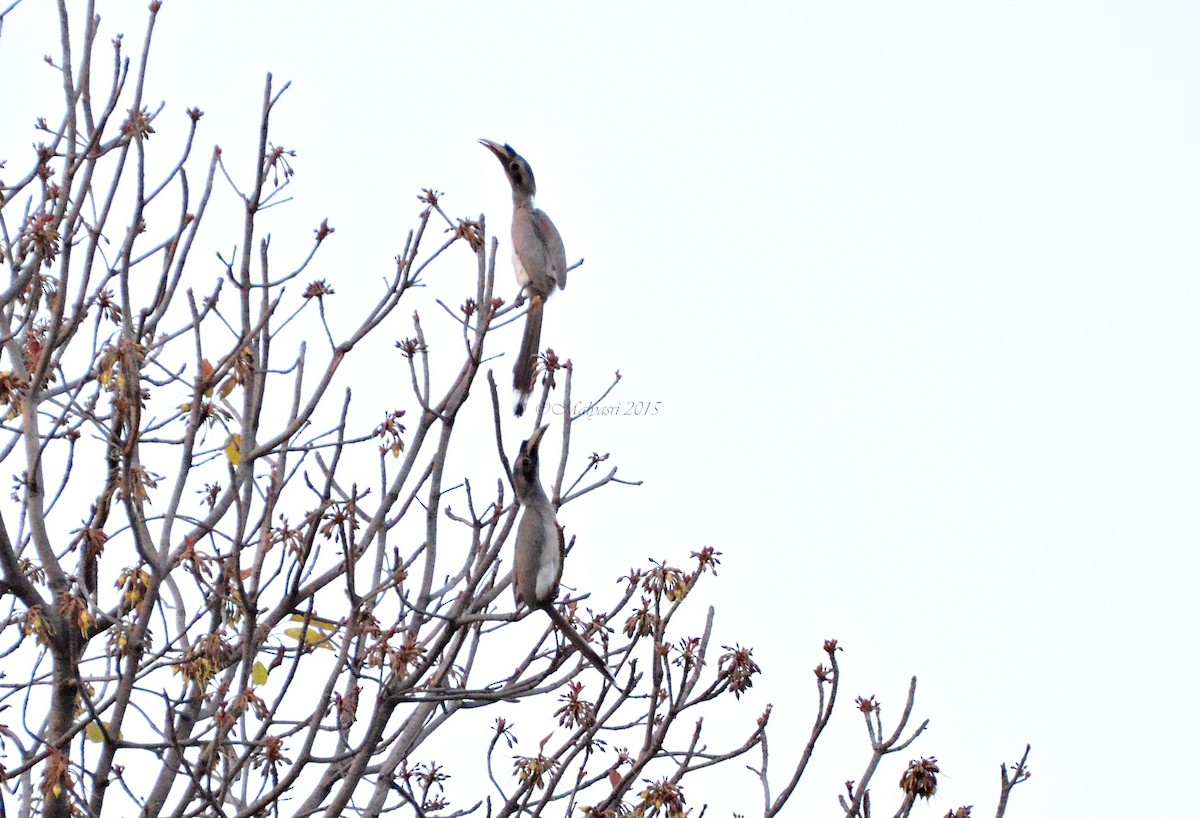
[2,2,1197,816]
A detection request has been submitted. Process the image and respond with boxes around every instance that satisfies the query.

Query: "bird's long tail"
[513,297,544,416]
[541,602,618,686]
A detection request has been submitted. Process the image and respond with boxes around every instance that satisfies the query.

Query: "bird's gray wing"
[531,207,567,291]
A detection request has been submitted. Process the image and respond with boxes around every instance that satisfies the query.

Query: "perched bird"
[480,139,568,416]
[511,425,616,684]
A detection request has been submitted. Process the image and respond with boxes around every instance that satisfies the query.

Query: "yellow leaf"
[284,626,333,649]
[252,660,269,685]
[85,721,124,742]
[219,375,237,398]
[224,434,242,465]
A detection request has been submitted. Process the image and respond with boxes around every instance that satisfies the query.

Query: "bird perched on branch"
[480,139,567,416]
[511,425,616,684]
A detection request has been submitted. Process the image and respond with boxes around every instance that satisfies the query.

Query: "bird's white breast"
[534,516,561,601]
[512,248,531,288]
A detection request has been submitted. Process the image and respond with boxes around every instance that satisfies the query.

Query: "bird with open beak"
[480,139,568,416]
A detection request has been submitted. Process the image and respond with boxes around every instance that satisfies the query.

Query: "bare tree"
[0,4,1032,818]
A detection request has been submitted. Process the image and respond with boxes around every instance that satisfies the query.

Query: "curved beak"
[479,138,512,162]
[523,424,549,454]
